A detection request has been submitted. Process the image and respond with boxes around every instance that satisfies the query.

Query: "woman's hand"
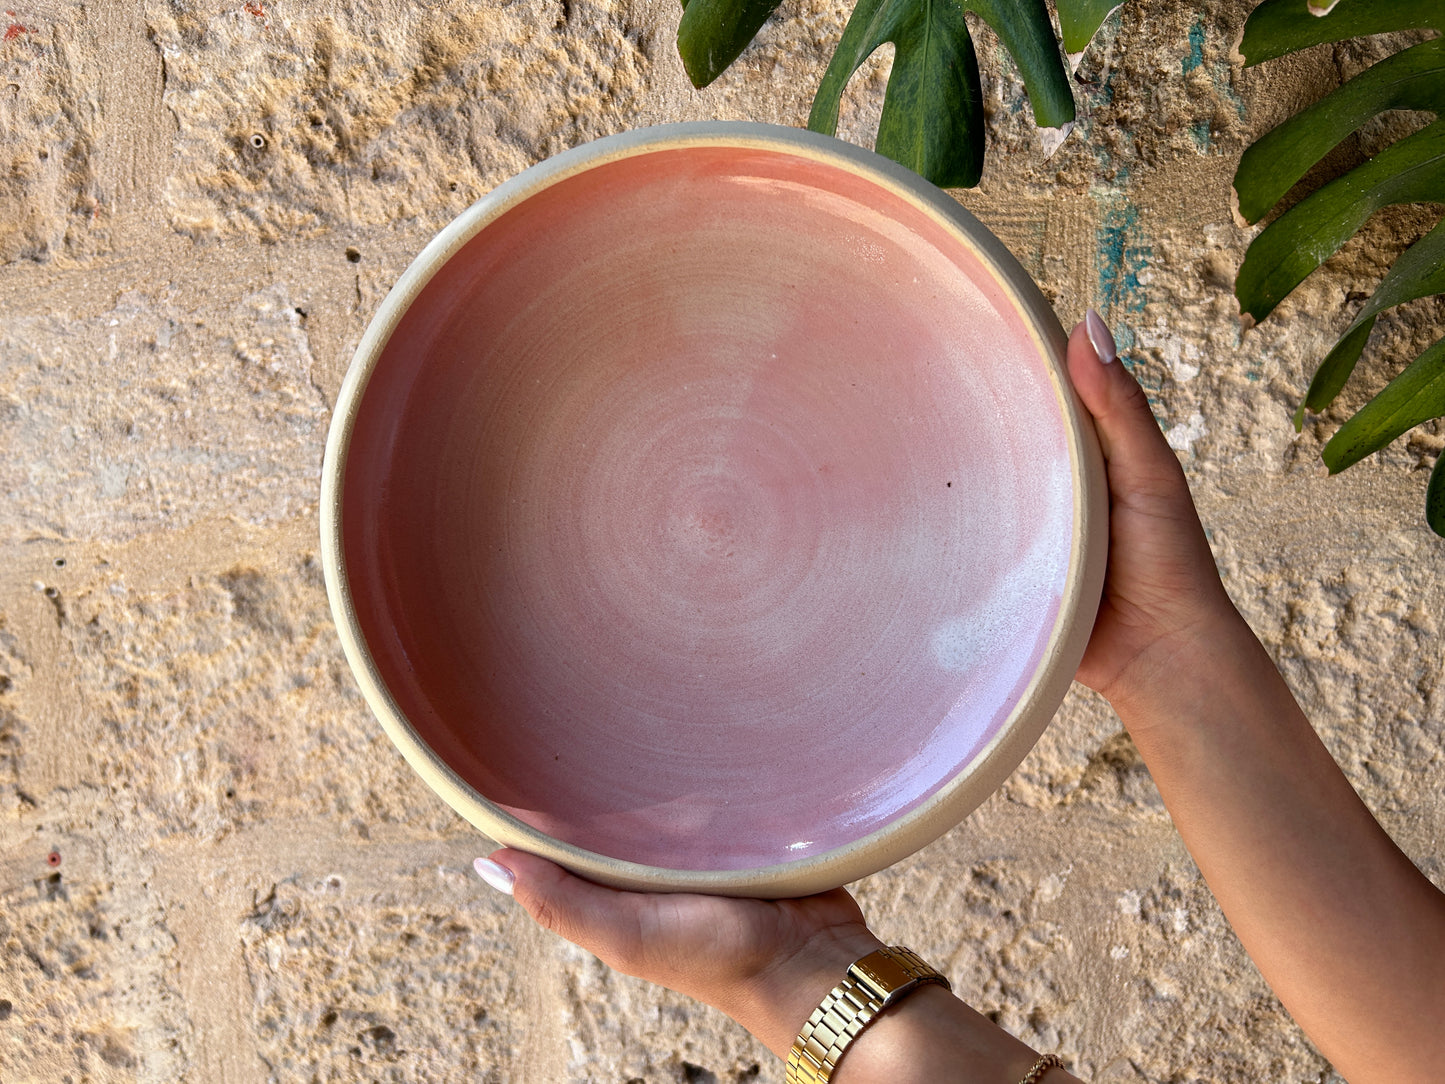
[1065,311,1241,711]
[476,851,1069,1082]
[1066,312,1445,1084]
[476,849,883,1057]
[466,316,1178,1080]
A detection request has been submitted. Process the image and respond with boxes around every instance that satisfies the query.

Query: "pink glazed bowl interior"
[323,124,1105,897]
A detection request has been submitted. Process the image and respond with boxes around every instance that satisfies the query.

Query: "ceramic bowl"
[321,122,1106,897]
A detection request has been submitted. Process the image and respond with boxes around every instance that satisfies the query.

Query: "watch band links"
[785,946,950,1084]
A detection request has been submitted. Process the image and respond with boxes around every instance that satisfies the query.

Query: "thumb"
[476,849,645,964]
[1066,310,1191,510]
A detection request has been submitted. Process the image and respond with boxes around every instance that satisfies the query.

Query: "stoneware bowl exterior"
[321,121,1108,897]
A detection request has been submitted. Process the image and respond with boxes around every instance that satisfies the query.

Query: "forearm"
[494,852,1079,1083]
[723,932,1079,1084]
[832,988,1079,1084]
[1109,607,1445,1080]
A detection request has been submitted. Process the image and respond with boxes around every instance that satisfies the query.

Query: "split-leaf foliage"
[680,0,1445,533]
[677,0,1125,188]
[1234,0,1445,536]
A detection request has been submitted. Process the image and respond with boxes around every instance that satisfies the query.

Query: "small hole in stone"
[53,557,66,568]
[362,1024,396,1048]
[345,247,361,263]
[0,998,11,1020]
[43,586,58,599]
[47,850,61,868]
[448,181,458,192]
[320,1009,338,1028]
[249,132,267,150]
[225,788,235,799]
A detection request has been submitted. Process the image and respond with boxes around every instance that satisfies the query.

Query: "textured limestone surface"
[1,1,1441,1081]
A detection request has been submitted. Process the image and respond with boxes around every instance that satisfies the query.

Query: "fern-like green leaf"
[1235,37,1445,225]
[1322,336,1445,474]
[1236,118,1445,324]
[1427,452,1445,535]
[1237,0,1445,67]
[1296,217,1445,426]
[1235,0,1445,536]
[808,0,1073,188]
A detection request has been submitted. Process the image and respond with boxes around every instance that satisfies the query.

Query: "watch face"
[852,952,917,996]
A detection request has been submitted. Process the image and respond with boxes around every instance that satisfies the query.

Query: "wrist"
[1099,602,1257,724]
[719,926,887,1059]
[729,938,1081,1084]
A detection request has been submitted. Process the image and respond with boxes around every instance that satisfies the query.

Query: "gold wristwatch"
[785,945,951,1084]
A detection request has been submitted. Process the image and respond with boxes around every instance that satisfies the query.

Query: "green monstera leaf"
[678,1,1128,188]
[1234,0,1445,536]
[1057,0,1127,63]
[808,0,1074,188]
[677,0,787,88]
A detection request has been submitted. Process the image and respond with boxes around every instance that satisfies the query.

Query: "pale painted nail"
[474,857,515,895]
[1086,308,1118,365]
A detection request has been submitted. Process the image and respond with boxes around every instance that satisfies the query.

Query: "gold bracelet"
[785,946,950,1083]
[1018,1053,1066,1083]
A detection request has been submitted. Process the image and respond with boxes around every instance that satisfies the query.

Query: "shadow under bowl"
[321,122,1106,897]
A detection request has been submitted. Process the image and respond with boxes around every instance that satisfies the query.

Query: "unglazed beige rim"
[320,121,1108,898]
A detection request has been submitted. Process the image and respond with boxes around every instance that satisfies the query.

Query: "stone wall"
[1,1,1440,1081]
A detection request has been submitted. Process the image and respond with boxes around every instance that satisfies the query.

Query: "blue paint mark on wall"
[1183,17,1205,74]
[1096,198,1163,420]
[1097,201,1151,333]
[1179,14,1246,120]
[1097,66,1117,107]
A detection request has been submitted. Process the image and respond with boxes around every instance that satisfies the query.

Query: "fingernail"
[1086,308,1118,365]
[474,856,515,896]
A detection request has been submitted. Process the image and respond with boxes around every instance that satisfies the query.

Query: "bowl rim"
[320,120,1107,897]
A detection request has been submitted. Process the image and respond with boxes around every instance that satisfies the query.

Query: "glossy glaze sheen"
[327,126,1104,893]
